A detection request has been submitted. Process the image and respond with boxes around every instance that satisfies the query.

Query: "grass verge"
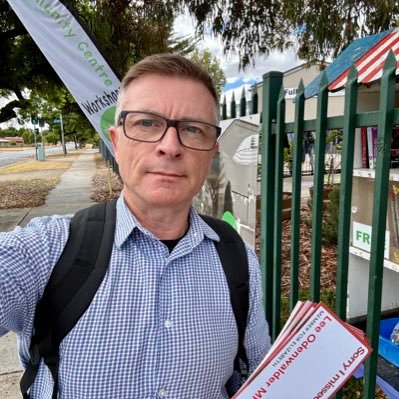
[0,160,71,174]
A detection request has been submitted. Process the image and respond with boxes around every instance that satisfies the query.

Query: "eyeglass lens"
[122,112,218,150]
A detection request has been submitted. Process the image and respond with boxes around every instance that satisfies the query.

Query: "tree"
[76,0,178,75]
[180,0,399,67]
[21,129,34,145]
[189,48,226,98]
[0,126,18,137]
[45,131,60,146]
[0,0,191,126]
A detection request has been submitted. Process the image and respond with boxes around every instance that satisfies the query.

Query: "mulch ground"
[255,208,338,296]
[0,156,73,209]
[281,211,338,295]
[0,154,122,209]
[90,156,123,202]
[0,177,60,208]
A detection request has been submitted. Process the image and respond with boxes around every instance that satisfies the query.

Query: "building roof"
[283,61,328,77]
[305,28,397,98]
[252,61,328,91]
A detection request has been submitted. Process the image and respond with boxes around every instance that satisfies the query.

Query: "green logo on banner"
[100,106,116,141]
[222,211,237,230]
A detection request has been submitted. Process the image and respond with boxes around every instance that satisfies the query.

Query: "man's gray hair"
[114,53,220,125]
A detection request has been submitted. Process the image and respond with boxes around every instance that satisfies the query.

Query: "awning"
[232,134,259,165]
[304,28,399,98]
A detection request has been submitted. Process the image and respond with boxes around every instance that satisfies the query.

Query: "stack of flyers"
[233,301,372,399]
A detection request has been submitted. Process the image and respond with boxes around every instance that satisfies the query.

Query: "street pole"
[33,128,38,160]
[60,114,67,156]
[40,125,44,147]
[39,124,45,161]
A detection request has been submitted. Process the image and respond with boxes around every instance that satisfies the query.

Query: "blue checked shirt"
[0,196,270,398]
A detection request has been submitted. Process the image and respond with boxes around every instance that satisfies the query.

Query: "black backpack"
[20,200,249,398]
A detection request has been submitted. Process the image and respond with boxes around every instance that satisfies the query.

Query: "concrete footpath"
[0,150,98,398]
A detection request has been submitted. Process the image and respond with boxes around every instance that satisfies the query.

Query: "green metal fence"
[259,51,399,398]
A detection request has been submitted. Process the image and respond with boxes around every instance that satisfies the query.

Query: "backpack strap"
[20,199,117,399]
[199,215,249,378]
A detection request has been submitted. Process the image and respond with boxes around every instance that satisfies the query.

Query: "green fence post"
[363,50,397,399]
[290,80,305,310]
[336,66,358,319]
[310,72,329,302]
[334,66,358,399]
[260,71,283,332]
[272,86,286,339]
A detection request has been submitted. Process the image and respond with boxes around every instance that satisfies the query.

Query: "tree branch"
[0,26,28,41]
[0,98,29,124]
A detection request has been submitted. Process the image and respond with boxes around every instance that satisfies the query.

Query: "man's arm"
[0,216,70,336]
[244,245,271,374]
[226,245,271,395]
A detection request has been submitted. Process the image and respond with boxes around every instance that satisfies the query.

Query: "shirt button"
[164,319,172,328]
[158,388,167,397]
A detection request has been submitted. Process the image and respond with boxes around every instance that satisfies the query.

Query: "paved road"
[0,143,76,168]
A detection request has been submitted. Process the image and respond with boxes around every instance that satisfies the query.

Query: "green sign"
[222,211,237,230]
[100,106,116,141]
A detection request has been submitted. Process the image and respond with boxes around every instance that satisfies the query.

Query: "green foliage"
[45,131,60,146]
[283,141,294,171]
[168,34,199,56]
[0,126,17,137]
[189,48,226,98]
[306,185,340,245]
[326,129,343,185]
[323,186,340,245]
[180,0,399,67]
[87,133,100,147]
[21,129,34,145]
[280,289,336,326]
[0,0,62,122]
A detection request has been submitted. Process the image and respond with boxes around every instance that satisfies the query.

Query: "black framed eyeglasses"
[118,111,221,151]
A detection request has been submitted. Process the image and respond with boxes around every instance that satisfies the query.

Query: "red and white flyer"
[233,302,372,399]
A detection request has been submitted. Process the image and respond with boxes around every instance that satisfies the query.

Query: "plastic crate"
[379,318,399,368]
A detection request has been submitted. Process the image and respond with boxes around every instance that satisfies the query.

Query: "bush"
[323,185,340,245]
[306,185,340,245]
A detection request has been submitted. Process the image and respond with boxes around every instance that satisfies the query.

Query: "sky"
[173,13,303,102]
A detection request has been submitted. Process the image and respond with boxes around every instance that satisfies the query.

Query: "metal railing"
[259,51,399,398]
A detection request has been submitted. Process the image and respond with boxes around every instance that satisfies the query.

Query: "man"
[0,54,270,398]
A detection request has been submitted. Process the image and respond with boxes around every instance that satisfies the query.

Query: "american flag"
[329,28,399,91]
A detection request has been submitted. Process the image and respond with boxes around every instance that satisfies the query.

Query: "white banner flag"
[7,0,121,152]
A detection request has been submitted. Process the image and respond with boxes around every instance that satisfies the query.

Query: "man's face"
[109,74,219,212]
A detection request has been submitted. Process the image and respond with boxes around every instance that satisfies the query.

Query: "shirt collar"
[188,210,220,244]
[114,195,139,248]
[114,194,221,248]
